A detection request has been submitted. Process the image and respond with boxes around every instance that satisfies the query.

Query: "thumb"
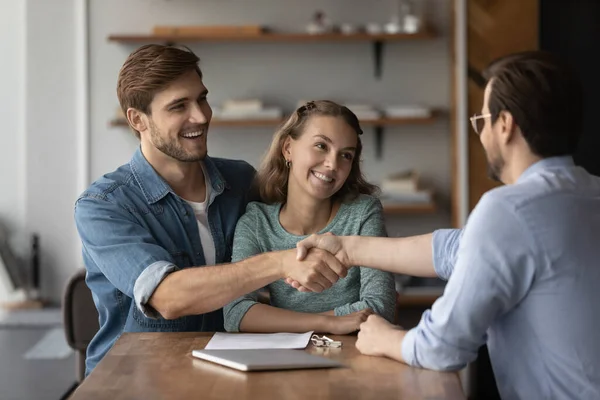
[296,235,316,260]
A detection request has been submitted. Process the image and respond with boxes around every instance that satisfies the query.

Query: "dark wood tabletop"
[71,332,465,400]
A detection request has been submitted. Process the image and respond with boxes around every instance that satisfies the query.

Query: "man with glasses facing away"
[292,51,600,399]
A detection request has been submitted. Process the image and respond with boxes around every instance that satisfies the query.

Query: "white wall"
[0,0,82,303]
[90,0,453,236]
[0,1,26,235]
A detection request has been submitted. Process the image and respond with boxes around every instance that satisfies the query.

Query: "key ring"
[311,334,342,348]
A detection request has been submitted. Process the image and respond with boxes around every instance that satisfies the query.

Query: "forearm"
[344,234,437,277]
[150,251,284,319]
[240,303,329,333]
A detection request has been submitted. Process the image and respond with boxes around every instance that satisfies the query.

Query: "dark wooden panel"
[467,0,539,210]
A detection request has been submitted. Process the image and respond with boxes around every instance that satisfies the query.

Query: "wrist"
[343,236,358,265]
[270,250,289,279]
[317,315,332,333]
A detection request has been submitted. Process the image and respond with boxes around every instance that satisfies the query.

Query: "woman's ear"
[282,136,292,159]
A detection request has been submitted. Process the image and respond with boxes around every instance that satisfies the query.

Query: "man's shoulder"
[78,162,136,202]
[211,157,255,180]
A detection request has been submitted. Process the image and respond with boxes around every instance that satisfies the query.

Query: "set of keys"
[310,334,342,348]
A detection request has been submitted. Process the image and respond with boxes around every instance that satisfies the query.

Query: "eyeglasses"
[469,113,491,135]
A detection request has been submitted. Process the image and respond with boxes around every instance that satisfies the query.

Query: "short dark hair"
[117,44,202,138]
[483,51,583,157]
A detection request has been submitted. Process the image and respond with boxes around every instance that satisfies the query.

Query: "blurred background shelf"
[109,112,439,129]
[107,30,436,43]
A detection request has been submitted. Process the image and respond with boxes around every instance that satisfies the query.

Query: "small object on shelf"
[385,0,403,34]
[306,10,335,35]
[365,23,383,35]
[384,105,432,118]
[400,0,422,34]
[340,23,360,35]
[153,25,266,37]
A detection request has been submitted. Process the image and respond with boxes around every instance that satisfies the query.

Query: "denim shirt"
[74,147,255,375]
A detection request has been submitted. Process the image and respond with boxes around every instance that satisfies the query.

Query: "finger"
[321,252,347,279]
[296,235,317,261]
[298,286,311,293]
[291,281,302,289]
[285,278,294,285]
[316,262,340,286]
[301,275,327,293]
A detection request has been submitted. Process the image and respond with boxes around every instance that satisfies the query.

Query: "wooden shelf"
[108,30,436,43]
[109,113,439,129]
[383,202,437,215]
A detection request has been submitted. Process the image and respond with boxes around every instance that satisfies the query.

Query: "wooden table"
[71,332,465,400]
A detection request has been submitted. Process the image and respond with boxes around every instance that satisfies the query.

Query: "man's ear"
[126,108,148,133]
[498,110,517,145]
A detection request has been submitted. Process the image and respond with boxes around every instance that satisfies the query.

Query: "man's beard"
[149,120,206,162]
[486,153,504,183]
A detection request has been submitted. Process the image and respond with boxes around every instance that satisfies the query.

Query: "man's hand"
[296,232,350,265]
[280,248,347,293]
[356,314,406,362]
[323,309,373,335]
[287,233,351,292]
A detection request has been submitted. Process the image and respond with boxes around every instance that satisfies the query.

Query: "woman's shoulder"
[240,201,281,222]
[341,193,382,211]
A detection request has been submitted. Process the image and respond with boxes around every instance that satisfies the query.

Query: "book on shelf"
[380,190,432,204]
[383,105,431,118]
[380,169,433,205]
[343,104,382,121]
[212,98,283,121]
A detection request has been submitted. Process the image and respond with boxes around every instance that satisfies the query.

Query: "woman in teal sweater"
[223,100,396,335]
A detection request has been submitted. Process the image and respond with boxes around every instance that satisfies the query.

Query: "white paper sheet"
[204,331,314,350]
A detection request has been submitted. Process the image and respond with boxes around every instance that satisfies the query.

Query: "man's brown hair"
[116,44,202,138]
[483,51,583,157]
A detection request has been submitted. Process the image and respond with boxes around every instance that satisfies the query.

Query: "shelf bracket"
[372,40,384,79]
[374,125,384,159]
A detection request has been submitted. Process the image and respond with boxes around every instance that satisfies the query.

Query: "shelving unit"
[107,28,436,79]
[110,110,440,158]
[107,30,436,43]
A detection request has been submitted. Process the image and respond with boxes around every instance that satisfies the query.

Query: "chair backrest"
[63,268,99,382]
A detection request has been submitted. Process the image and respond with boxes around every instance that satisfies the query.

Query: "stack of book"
[383,105,432,118]
[379,169,433,205]
[343,104,381,121]
[212,99,283,121]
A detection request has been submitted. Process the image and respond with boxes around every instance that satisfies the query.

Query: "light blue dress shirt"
[402,156,600,400]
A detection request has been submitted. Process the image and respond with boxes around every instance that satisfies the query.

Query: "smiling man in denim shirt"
[294,51,600,399]
[74,45,348,375]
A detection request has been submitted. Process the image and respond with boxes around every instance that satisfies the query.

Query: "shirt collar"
[517,155,575,183]
[129,146,228,205]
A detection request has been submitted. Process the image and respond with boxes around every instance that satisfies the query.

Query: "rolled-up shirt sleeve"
[431,228,463,280]
[75,195,180,319]
[402,193,536,371]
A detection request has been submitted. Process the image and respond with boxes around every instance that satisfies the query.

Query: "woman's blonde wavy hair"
[256,100,379,204]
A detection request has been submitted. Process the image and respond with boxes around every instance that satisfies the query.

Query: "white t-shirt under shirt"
[183,164,216,266]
